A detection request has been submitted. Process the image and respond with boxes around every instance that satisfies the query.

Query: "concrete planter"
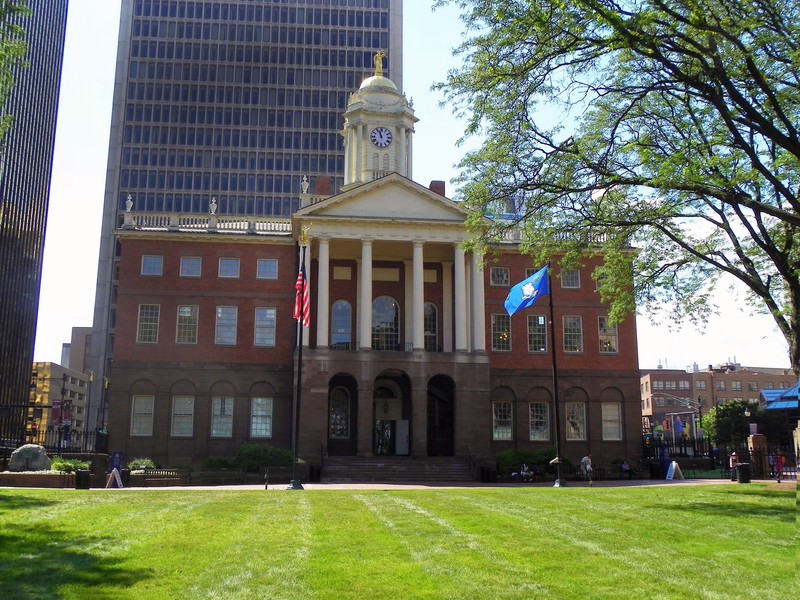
[0,472,75,488]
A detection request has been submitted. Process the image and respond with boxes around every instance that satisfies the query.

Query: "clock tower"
[340,51,418,190]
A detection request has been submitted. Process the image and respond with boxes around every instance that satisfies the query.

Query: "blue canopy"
[763,382,798,410]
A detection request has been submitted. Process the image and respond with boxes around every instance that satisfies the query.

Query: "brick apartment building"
[105,63,643,475]
[641,363,797,436]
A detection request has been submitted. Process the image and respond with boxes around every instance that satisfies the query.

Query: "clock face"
[370,126,393,148]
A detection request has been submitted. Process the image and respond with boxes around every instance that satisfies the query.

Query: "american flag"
[293,255,310,327]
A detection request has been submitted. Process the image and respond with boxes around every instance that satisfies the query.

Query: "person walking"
[774,450,785,483]
[729,452,738,481]
[581,454,593,482]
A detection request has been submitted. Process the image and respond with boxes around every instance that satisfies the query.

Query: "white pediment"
[295,174,469,224]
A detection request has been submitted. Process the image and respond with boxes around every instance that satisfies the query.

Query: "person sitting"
[621,460,635,479]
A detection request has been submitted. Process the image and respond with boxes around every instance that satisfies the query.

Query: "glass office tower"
[0,1,68,443]
[89,0,403,425]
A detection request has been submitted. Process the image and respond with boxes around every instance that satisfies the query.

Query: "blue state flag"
[504,265,550,317]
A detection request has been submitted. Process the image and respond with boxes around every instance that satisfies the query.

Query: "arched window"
[330,300,351,350]
[424,302,438,352]
[372,296,399,351]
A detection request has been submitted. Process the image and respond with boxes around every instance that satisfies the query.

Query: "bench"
[142,468,188,486]
[261,466,294,488]
[497,465,545,483]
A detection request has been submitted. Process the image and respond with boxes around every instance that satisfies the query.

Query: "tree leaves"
[438,0,800,371]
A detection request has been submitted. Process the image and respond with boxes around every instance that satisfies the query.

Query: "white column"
[454,245,467,352]
[359,239,373,350]
[442,261,453,352]
[316,237,330,348]
[355,122,363,183]
[403,260,413,349]
[406,126,413,180]
[412,241,425,350]
[471,251,486,352]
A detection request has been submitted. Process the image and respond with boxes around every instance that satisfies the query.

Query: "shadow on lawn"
[0,492,60,515]
[0,521,149,597]
[646,486,795,523]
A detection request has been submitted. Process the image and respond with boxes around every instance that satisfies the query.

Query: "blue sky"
[33,1,791,372]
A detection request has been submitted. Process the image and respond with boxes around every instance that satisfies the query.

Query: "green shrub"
[233,444,293,472]
[50,457,90,474]
[201,456,236,470]
[128,457,157,470]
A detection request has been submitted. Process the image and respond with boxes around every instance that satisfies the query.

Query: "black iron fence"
[641,435,796,480]
[1,429,108,455]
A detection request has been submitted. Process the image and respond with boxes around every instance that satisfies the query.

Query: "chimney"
[316,176,333,196]
[429,180,446,197]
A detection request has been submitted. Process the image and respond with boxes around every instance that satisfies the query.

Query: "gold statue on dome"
[373,50,387,77]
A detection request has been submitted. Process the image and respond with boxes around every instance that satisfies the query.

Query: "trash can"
[309,465,321,483]
[736,463,751,483]
[120,468,131,488]
[75,469,90,490]
[649,462,662,479]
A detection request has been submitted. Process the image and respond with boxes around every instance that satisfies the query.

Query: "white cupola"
[340,51,418,189]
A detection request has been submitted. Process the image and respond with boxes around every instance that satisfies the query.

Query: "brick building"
[106,63,642,476]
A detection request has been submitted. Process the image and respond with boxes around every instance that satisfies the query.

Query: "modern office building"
[105,63,643,478]
[88,0,403,430]
[0,1,68,444]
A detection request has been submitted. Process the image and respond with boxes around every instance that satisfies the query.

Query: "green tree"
[0,1,29,144]
[436,0,800,372]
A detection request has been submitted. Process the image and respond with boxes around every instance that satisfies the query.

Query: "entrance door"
[395,420,410,455]
[427,376,455,456]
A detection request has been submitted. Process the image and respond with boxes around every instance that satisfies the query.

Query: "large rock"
[8,444,51,472]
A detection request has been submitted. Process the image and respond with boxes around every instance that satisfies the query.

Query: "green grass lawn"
[0,483,795,599]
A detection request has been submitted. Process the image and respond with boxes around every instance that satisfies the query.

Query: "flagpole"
[546,263,565,487]
[290,241,307,490]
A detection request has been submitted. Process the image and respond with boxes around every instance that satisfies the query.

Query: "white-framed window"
[748,381,758,392]
[424,302,438,352]
[598,316,618,353]
[492,401,513,440]
[491,314,511,351]
[211,396,234,437]
[529,402,549,441]
[731,381,742,391]
[215,306,238,345]
[180,256,201,277]
[331,300,352,350]
[665,381,677,390]
[566,402,586,440]
[601,402,622,440]
[527,315,547,353]
[653,380,664,390]
[176,305,198,344]
[716,381,726,391]
[679,380,690,390]
[563,316,583,352]
[131,395,154,436]
[763,381,773,390]
[218,257,240,278]
[490,267,510,287]
[256,258,278,280]
[137,304,160,343]
[171,396,194,437]
[329,387,350,439]
[560,269,580,288]
[141,255,163,276]
[254,307,276,347]
[250,397,273,438]
[372,296,399,351]
[695,380,707,390]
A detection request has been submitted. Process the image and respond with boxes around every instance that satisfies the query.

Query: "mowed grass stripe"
[0,484,794,599]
